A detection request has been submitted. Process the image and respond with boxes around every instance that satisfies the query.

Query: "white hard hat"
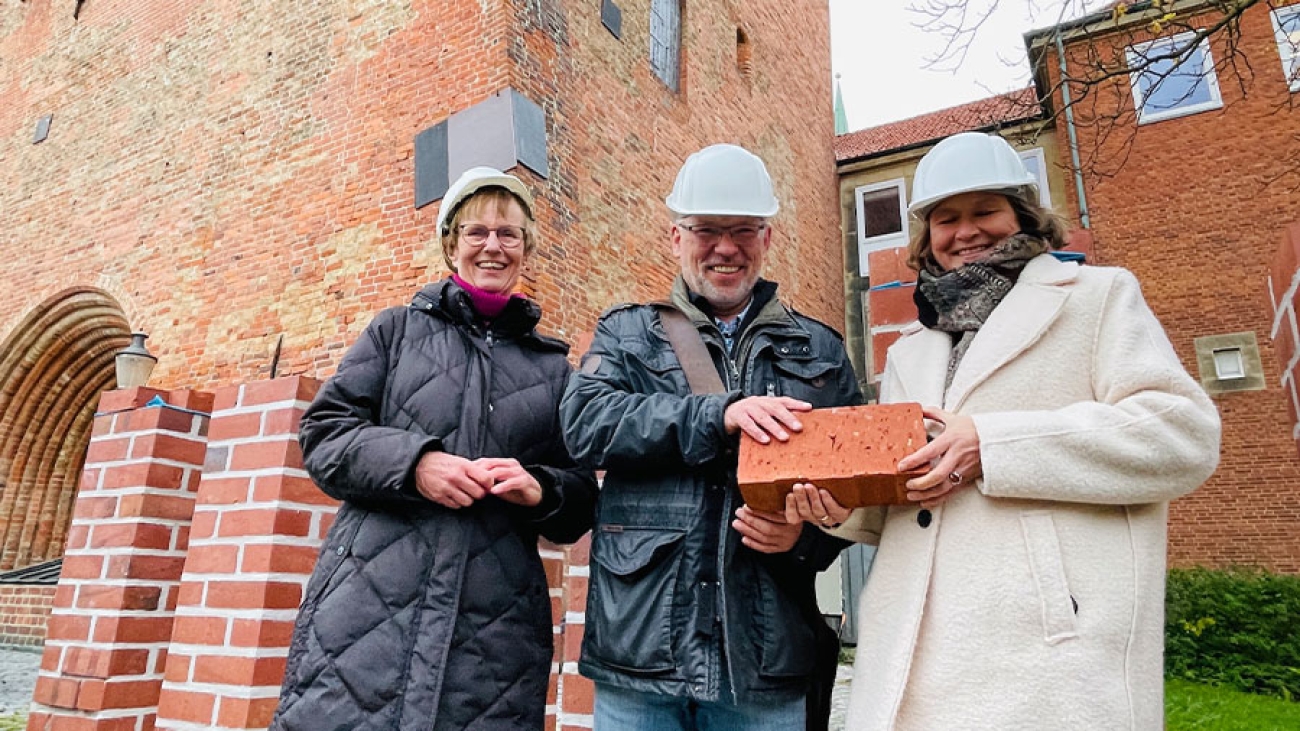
[665,144,780,218]
[908,132,1038,217]
[436,167,535,235]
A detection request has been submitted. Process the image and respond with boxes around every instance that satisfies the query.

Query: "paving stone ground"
[0,645,850,726]
[0,647,38,717]
[829,663,853,730]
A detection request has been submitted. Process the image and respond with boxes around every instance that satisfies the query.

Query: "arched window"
[649,0,682,91]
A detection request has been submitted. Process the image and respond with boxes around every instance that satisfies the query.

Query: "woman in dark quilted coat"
[271,167,597,731]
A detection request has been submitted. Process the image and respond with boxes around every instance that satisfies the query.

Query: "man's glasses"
[458,223,525,248]
[678,223,767,245]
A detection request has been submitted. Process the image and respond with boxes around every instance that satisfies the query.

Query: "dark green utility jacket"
[560,277,862,704]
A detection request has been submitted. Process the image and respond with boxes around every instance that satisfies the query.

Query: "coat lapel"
[889,326,951,408]
[944,254,1077,411]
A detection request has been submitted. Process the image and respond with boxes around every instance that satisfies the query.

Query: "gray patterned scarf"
[914,233,1049,391]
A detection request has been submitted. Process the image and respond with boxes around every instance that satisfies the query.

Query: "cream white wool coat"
[833,255,1220,731]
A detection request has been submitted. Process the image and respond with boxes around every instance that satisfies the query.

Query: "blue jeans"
[593,683,805,731]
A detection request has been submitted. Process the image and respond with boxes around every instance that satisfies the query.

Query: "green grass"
[1166,679,1300,730]
[0,714,23,731]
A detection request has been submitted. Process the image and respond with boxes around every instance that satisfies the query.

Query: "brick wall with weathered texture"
[1044,4,1300,571]
[0,586,56,648]
[2,0,841,390]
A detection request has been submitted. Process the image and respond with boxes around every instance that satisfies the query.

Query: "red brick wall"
[1,0,841,392]
[509,0,843,331]
[0,585,56,648]
[1046,4,1300,571]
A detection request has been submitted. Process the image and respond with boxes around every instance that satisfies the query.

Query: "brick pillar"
[556,535,592,731]
[155,376,330,730]
[539,540,566,731]
[29,387,213,731]
[866,247,917,382]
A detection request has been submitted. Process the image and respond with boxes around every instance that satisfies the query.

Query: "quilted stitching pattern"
[272,280,595,731]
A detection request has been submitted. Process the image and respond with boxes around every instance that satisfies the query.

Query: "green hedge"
[1165,567,1300,701]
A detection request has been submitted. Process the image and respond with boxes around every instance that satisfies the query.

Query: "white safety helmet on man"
[908,132,1038,218]
[665,144,780,218]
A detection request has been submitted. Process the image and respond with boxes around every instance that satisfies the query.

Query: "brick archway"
[0,287,130,570]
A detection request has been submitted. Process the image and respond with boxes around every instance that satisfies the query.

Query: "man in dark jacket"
[560,144,861,730]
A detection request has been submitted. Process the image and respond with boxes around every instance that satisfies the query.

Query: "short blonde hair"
[440,188,538,271]
[906,192,1070,272]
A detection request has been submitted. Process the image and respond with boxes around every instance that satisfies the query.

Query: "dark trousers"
[805,619,841,731]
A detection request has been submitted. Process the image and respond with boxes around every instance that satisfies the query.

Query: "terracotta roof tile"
[834,87,1043,162]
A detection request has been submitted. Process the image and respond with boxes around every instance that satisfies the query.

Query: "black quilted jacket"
[271,278,597,731]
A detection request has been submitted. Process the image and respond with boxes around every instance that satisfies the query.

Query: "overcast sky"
[828,1,1105,131]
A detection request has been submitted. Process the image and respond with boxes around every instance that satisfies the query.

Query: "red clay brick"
[207,412,263,443]
[240,377,321,407]
[229,440,303,472]
[169,390,216,414]
[121,407,202,435]
[867,284,917,328]
[867,246,914,286]
[871,330,904,376]
[251,473,334,506]
[100,462,185,491]
[240,543,322,574]
[92,615,176,644]
[217,508,312,539]
[155,688,215,725]
[97,388,168,415]
[84,437,131,465]
[229,618,296,648]
[192,654,286,686]
[182,544,240,574]
[196,475,253,505]
[116,493,195,522]
[736,403,929,511]
[170,615,229,646]
[129,433,208,465]
[216,695,281,728]
[104,554,187,582]
[204,581,302,610]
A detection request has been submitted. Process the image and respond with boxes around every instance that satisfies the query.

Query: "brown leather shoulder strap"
[653,304,726,394]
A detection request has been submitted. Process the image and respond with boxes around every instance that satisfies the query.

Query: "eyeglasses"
[457,223,525,248]
[678,223,768,245]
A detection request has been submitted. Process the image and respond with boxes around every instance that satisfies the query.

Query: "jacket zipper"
[481,330,495,449]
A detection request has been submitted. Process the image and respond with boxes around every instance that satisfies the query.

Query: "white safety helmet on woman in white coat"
[908,132,1038,217]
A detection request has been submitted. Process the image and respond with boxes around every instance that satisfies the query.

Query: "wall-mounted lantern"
[115,332,158,389]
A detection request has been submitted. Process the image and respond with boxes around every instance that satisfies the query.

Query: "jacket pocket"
[770,356,840,403]
[1019,511,1079,644]
[624,345,690,395]
[585,526,687,675]
[302,509,367,608]
[752,570,816,678]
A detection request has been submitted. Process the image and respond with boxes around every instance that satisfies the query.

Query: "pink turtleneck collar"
[452,274,521,319]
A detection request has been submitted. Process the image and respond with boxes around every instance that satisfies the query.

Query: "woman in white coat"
[789,132,1220,730]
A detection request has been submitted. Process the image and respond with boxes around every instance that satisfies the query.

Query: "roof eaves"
[835,112,1048,168]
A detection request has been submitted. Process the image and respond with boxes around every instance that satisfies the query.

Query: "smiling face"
[671,215,772,318]
[450,194,528,294]
[927,192,1022,271]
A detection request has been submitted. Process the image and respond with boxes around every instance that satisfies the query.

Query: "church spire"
[833,73,849,135]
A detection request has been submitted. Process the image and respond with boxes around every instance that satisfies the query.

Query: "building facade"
[836,0,1300,574]
[1,0,841,574]
[2,1,844,727]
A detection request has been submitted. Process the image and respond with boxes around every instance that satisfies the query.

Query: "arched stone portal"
[0,288,130,570]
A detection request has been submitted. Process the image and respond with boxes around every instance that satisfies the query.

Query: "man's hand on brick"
[723,396,811,444]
